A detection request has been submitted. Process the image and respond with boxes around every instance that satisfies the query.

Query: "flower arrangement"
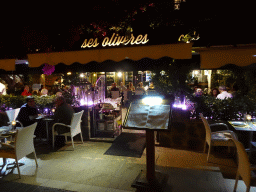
[42,64,55,75]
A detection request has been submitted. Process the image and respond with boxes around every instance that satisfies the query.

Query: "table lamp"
[246,114,252,121]
[11,120,16,130]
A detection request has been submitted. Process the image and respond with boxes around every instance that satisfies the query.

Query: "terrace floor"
[1,108,256,191]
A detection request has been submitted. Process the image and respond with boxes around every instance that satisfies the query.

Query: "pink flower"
[42,64,55,75]
[140,7,146,12]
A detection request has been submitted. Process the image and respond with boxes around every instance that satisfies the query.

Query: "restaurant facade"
[1,36,256,141]
[0,33,193,95]
[1,32,256,94]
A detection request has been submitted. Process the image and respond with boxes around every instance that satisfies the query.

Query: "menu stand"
[123,102,170,191]
[131,129,168,191]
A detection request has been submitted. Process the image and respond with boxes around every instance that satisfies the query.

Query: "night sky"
[0,0,255,59]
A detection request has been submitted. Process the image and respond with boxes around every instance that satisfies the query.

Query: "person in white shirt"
[216,85,233,99]
[0,82,6,95]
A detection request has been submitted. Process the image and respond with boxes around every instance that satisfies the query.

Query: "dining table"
[0,126,19,142]
[35,115,54,143]
[0,126,20,177]
[227,120,256,157]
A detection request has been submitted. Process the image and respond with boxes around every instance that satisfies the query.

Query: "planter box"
[74,106,91,141]
[171,108,190,123]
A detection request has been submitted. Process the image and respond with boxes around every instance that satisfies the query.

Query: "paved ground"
[1,106,256,191]
[1,129,255,192]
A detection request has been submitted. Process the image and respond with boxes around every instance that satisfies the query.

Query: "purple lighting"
[75,75,105,106]
[172,96,188,110]
[173,103,187,110]
[80,99,94,106]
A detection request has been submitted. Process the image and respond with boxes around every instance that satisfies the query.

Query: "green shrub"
[0,95,56,111]
[0,95,26,109]
[200,95,256,120]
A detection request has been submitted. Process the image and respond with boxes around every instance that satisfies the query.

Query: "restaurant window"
[146,71,152,82]
[125,71,133,85]
[106,72,115,86]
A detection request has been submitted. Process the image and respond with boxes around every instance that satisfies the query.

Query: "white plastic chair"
[0,123,38,178]
[111,91,120,99]
[200,113,236,162]
[52,110,84,150]
[6,108,23,127]
[230,133,256,192]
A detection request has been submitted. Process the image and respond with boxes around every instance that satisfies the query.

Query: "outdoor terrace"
[1,124,255,191]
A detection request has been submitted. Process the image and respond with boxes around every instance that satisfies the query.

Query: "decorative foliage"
[34,95,56,113]
[198,95,256,120]
[151,60,194,100]
[0,95,56,112]
[0,95,26,110]
[62,89,79,106]
[152,62,256,120]
[82,2,174,38]
[42,64,55,75]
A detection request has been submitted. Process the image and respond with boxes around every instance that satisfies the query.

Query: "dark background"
[0,0,255,59]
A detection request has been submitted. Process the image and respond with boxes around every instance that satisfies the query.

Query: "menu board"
[124,104,170,130]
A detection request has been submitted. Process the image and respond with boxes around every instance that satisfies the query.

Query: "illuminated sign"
[81,33,149,48]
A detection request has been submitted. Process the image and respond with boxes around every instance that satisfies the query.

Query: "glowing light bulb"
[246,114,252,121]
[117,72,122,77]
[11,121,16,126]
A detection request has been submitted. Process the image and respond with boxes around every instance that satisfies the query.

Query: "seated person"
[118,82,126,92]
[210,88,220,98]
[32,90,38,96]
[129,82,135,91]
[52,96,75,135]
[126,84,131,91]
[21,85,32,96]
[135,83,145,95]
[41,88,48,96]
[217,85,233,100]
[16,96,39,127]
[56,91,63,97]
[137,82,144,89]
[194,88,203,97]
[110,83,119,91]
[148,82,154,90]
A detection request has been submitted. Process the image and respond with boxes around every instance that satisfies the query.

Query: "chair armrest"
[52,123,70,129]
[221,131,238,140]
[210,123,229,130]
[215,130,233,133]
[16,120,23,127]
